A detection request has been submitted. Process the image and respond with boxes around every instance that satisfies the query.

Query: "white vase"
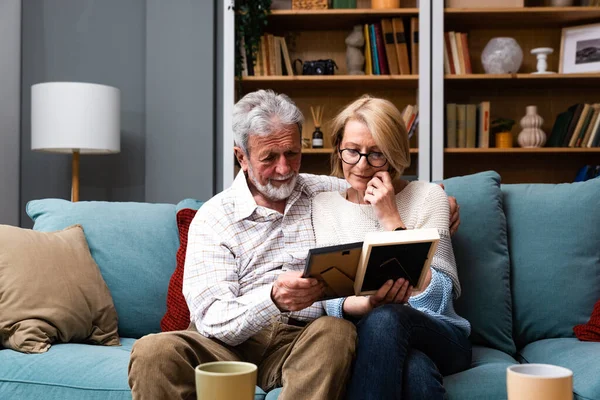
[518,106,546,148]
[481,37,523,74]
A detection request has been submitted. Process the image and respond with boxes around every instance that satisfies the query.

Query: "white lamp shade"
[31,82,120,154]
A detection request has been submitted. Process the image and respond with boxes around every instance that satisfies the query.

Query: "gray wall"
[19,0,216,227]
[21,0,146,227]
[145,0,214,203]
[0,0,21,226]
[215,1,224,193]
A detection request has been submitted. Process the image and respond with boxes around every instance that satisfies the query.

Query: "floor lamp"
[31,82,120,202]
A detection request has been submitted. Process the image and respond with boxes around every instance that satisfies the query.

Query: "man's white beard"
[248,165,297,201]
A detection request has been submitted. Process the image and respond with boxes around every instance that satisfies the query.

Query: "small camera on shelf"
[294,59,338,75]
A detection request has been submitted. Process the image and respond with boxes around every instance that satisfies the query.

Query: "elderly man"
[128,90,460,400]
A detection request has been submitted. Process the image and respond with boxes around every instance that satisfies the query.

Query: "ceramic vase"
[531,47,555,74]
[518,106,546,148]
[481,37,523,74]
[371,0,400,9]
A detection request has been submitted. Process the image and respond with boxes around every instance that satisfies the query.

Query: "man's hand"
[439,183,461,235]
[271,271,325,312]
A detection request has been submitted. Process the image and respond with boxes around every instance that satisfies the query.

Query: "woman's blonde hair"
[329,95,411,180]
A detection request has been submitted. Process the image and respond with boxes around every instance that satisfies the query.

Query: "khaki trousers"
[128,316,356,400]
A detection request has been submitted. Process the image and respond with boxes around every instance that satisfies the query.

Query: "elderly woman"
[312,95,472,400]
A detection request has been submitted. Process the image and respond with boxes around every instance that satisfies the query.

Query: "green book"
[332,0,356,8]
[547,110,573,147]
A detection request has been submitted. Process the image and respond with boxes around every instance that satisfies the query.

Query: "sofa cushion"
[444,345,518,400]
[160,199,205,332]
[442,171,515,356]
[502,178,600,348]
[0,338,268,400]
[161,208,199,332]
[518,338,600,400]
[0,339,135,400]
[26,199,179,339]
[574,298,600,342]
[0,224,120,354]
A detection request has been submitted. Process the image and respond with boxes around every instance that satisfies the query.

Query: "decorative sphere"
[481,37,523,74]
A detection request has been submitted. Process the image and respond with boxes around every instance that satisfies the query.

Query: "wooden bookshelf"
[442,5,600,183]
[237,3,421,175]
[233,4,600,182]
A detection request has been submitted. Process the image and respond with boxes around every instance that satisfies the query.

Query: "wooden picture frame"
[560,23,600,74]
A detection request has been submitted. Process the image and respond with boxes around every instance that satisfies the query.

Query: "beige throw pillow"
[0,224,120,353]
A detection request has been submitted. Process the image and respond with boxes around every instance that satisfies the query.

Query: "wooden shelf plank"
[445,7,600,28]
[271,9,419,16]
[238,75,419,90]
[268,8,418,30]
[303,148,419,154]
[446,73,600,80]
[445,147,600,154]
[445,73,600,88]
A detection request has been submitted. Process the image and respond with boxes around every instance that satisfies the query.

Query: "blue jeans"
[347,304,472,400]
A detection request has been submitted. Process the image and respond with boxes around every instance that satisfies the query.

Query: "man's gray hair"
[232,89,304,154]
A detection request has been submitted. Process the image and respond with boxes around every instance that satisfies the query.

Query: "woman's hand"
[342,278,413,318]
[439,183,461,235]
[410,267,432,297]
[364,171,405,231]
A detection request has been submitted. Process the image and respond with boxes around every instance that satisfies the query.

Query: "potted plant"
[491,117,516,148]
[233,0,272,78]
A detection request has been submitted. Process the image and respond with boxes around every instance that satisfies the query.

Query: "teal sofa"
[0,171,598,399]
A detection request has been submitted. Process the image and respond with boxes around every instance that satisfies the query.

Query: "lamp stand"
[71,150,80,202]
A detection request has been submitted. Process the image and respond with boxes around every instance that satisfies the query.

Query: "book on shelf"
[392,18,411,75]
[370,24,381,75]
[446,103,457,148]
[303,228,440,299]
[364,24,373,75]
[243,34,293,77]
[381,19,400,75]
[547,103,600,148]
[477,101,490,149]
[374,22,389,75]
[402,104,419,138]
[356,18,417,76]
[444,31,472,75]
[410,17,419,75]
[446,102,491,148]
[574,165,600,182]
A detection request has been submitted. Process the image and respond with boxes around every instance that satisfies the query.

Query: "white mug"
[507,363,573,400]
[195,361,257,400]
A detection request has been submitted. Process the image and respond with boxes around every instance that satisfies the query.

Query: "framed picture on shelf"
[560,23,600,74]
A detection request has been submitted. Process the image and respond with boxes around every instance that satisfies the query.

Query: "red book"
[461,33,472,74]
[444,32,456,75]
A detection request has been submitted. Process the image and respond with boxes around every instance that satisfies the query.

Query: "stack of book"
[446,102,490,148]
[364,18,418,75]
[443,32,472,75]
[402,104,419,140]
[546,103,600,148]
[240,34,293,77]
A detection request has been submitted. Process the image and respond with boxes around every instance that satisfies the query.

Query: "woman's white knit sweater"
[312,181,471,336]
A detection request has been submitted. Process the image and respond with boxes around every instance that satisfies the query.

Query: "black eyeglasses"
[339,148,388,167]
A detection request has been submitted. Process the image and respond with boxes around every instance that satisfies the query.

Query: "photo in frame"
[560,23,600,74]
